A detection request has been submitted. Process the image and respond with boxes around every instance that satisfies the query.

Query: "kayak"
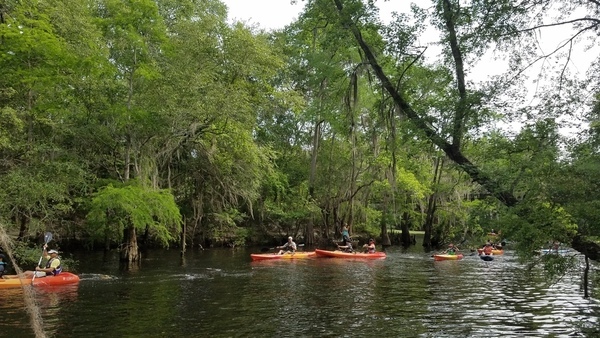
[314,249,386,259]
[480,255,494,261]
[0,272,80,289]
[433,253,464,261]
[250,251,316,261]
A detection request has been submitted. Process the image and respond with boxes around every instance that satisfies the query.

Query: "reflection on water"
[1,246,598,337]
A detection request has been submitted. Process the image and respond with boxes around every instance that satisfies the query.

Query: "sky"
[220,0,305,30]
[220,0,413,30]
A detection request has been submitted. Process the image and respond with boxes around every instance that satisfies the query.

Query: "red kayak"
[315,249,386,259]
[0,272,80,289]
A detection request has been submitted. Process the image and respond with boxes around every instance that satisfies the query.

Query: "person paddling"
[444,243,459,255]
[276,237,297,255]
[363,238,376,253]
[23,245,62,278]
[481,242,493,255]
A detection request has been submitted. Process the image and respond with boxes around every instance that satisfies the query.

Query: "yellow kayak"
[250,251,316,261]
[433,254,464,261]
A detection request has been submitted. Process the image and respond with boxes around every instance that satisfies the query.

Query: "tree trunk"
[121,225,140,265]
[309,119,323,197]
[304,222,315,245]
[423,194,437,249]
[423,156,443,248]
[17,213,27,240]
[380,194,391,246]
[180,216,186,257]
[400,212,411,245]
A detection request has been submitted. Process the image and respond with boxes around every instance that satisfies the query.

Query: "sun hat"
[48,249,59,254]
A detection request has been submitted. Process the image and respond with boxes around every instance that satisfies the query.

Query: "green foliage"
[353,207,382,238]
[0,161,88,235]
[87,183,181,247]
[499,201,578,261]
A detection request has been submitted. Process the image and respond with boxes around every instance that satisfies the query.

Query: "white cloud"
[220,0,304,30]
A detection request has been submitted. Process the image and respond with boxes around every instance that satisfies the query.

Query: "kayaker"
[444,243,459,255]
[0,253,7,278]
[363,238,376,253]
[23,246,62,278]
[276,237,297,255]
[482,243,493,255]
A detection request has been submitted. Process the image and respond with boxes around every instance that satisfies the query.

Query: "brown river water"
[1,243,598,337]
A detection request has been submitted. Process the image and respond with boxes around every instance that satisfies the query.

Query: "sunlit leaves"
[87,183,181,246]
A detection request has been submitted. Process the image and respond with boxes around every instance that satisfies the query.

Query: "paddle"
[261,244,305,253]
[31,232,52,283]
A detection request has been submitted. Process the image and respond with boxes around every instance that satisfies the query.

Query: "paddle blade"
[44,232,52,244]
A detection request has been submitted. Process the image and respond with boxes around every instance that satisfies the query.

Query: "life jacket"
[367,244,375,254]
[283,242,296,252]
[483,246,493,255]
[45,258,62,276]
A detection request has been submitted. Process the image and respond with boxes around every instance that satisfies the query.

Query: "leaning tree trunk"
[331,0,600,259]
[332,0,518,208]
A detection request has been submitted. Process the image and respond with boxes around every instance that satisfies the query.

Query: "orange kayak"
[314,249,386,259]
[0,272,80,289]
[477,248,504,255]
[250,251,316,261]
[433,254,464,261]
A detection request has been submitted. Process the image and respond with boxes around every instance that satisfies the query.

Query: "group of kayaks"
[0,272,80,289]
[252,248,504,261]
[250,249,386,261]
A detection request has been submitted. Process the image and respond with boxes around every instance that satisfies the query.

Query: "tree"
[87,182,181,263]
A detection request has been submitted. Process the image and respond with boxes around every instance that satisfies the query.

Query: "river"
[1,244,598,337]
